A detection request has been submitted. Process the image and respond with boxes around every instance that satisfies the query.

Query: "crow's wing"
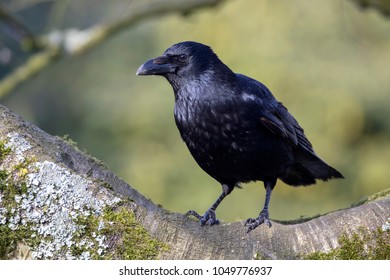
[236,74,343,183]
[237,74,315,155]
[259,102,315,155]
[237,74,316,156]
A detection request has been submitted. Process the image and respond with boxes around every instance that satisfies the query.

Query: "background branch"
[0,5,41,51]
[350,0,390,16]
[0,0,226,99]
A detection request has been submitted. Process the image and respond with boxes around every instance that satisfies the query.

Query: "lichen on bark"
[0,133,166,259]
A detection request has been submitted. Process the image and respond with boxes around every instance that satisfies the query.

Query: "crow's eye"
[178,54,187,62]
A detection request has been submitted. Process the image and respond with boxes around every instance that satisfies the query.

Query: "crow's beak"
[136,57,175,76]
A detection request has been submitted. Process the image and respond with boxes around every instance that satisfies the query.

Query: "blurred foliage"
[1,0,390,221]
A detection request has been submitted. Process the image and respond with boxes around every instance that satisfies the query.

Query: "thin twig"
[0,5,41,51]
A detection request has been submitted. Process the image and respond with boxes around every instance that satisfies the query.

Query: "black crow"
[136,41,343,233]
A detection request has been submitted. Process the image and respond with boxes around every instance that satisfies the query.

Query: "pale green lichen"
[1,133,166,259]
[72,206,167,260]
[382,217,390,232]
[1,139,40,259]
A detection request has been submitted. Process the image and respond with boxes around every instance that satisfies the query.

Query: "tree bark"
[0,103,389,259]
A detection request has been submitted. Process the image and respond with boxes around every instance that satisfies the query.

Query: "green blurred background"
[1,0,390,222]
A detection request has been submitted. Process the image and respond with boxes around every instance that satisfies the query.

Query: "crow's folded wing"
[259,102,315,155]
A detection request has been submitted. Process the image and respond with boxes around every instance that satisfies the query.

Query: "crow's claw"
[244,210,272,233]
[186,209,220,226]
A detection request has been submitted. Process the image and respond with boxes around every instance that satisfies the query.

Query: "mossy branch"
[1,103,389,260]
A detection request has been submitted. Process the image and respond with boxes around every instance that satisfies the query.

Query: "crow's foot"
[186,209,220,226]
[244,210,272,233]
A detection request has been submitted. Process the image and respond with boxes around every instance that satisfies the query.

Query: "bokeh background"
[1,0,389,222]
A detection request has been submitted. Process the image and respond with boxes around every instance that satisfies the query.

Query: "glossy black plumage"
[137,41,343,232]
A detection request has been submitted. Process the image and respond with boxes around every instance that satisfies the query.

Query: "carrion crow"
[137,41,343,233]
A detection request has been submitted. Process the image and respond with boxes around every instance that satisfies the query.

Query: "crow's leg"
[186,183,234,226]
[245,179,276,233]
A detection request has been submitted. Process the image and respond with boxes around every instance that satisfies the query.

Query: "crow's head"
[136,41,229,86]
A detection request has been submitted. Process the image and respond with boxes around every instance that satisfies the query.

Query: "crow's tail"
[281,152,344,186]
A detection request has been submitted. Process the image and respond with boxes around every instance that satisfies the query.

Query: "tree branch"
[350,0,390,16]
[0,48,59,99]
[0,0,227,99]
[0,5,42,51]
[0,103,389,259]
